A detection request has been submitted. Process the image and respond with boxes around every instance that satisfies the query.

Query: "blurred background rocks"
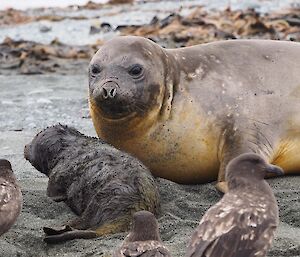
[0,0,299,74]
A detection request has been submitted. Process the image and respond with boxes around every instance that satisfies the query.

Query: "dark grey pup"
[24,124,160,243]
[186,153,282,257]
[0,159,22,236]
[114,211,171,257]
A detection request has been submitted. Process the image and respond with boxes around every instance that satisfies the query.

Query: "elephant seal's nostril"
[101,82,118,100]
[92,81,119,103]
[102,87,108,99]
[109,88,117,98]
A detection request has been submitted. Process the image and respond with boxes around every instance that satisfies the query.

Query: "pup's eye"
[90,65,101,76]
[129,64,143,77]
[253,158,262,164]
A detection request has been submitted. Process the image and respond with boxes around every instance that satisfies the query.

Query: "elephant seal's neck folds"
[89,37,179,143]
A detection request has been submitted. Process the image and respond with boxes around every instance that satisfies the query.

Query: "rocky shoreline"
[1,5,300,75]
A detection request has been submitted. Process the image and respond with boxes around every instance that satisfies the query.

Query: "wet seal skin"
[24,124,160,243]
[185,153,282,257]
[89,36,300,192]
[113,211,171,257]
[0,159,23,236]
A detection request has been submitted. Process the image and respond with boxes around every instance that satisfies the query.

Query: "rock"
[39,25,52,33]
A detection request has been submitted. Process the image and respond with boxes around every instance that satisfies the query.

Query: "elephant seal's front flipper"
[215,117,282,193]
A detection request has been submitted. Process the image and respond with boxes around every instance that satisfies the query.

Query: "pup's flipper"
[44,230,98,244]
[43,215,131,244]
[43,225,72,236]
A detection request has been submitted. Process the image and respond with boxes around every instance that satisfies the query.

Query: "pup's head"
[24,124,83,175]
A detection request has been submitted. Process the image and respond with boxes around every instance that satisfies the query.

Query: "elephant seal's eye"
[90,65,101,76]
[129,64,143,77]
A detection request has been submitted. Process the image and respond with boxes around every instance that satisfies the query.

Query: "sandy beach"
[0,73,299,257]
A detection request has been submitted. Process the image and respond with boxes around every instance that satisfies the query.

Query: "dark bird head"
[226,153,284,189]
[24,124,85,176]
[126,211,161,242]
[0,159,15,181]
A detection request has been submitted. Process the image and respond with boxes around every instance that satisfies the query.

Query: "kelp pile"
[118,7,300,47]
[0,5,299,74]
[0,37,99,74]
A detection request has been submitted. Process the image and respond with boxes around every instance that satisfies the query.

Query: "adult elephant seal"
[89,36,300,192]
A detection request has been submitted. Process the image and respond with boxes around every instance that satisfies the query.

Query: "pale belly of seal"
[92,98,220,184]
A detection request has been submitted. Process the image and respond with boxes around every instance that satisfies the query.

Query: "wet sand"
[0,73,299,257]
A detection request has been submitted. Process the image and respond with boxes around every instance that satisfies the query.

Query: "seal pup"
[113,211,171,257]
[88,36,300,192]
[185,153,282,257]
[0,159,22,236]
[24,124,160,243]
